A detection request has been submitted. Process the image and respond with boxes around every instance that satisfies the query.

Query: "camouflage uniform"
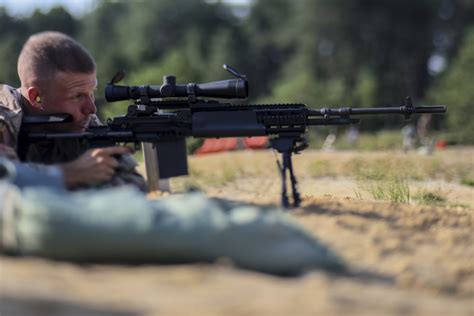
[0,84,147,191]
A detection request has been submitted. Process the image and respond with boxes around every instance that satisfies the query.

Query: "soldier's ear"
[26,87,43,109]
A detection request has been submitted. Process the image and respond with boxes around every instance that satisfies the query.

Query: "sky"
[0,0,251,17]
[0,0,98,17]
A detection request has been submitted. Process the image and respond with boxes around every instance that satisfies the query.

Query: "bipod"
[270,136,307,208]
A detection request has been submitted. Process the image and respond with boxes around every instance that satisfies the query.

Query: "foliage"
[364,178,411,204]
[460,177,474,187]
[300,148,472,184]
[413,190,446,206]
[426,27,474,144]
[0,6,79,86]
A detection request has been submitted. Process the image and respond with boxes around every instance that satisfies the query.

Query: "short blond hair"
[17,31,96,88]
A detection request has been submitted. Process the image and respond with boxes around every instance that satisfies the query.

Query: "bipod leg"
[285,151,301,207]
[278,152,290,208]
[271,136,303,208]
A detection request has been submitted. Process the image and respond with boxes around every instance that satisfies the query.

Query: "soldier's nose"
[82,97,96,115]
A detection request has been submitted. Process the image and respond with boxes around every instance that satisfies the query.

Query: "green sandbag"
[0,184,345,275]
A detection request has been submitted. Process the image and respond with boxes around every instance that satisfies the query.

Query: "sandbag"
[0,184,345,275]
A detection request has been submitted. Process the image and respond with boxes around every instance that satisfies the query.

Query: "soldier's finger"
[104,166,117,179]
[97,146,133,157]
[92,157,115,171]
[101,155,119,168]
[92,166,115,181]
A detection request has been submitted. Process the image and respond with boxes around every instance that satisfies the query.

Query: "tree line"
[0,0,473,143]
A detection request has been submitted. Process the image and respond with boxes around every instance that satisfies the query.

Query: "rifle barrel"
[307,105,446,117]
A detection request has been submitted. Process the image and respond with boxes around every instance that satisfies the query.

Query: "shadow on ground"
[0,296,144,316]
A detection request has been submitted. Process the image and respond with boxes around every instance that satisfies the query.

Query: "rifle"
[20,65,446,207]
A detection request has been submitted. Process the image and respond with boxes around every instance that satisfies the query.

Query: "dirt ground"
[1,148,473,316]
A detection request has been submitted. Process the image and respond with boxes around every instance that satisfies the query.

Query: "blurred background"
[0,0,473,147]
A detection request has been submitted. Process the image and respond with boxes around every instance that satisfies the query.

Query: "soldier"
[0,31,146,191]
[401,124,417,153]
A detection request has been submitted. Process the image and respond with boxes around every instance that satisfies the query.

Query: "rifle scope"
[105,76,248,102]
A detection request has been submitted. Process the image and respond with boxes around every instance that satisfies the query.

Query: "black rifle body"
[25,99,445,143]
[21,99,446,207]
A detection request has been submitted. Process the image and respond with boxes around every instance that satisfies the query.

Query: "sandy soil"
[1,149,473,316]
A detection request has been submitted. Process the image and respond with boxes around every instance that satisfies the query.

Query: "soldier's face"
[41,71,98,131]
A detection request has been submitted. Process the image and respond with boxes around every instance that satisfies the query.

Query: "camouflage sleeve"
[0,85,23,149]
[0,157,65,190]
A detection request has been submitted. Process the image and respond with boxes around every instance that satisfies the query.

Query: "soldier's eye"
[70,94,82,101]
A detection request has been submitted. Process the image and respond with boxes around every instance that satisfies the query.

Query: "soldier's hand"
[0,144,19,160]
[60,146,133,189]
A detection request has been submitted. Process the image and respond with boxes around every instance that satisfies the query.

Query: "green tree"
[78,1,131,113]
[78,0,240,116]
[0,8,28,85]
[259,0,473,131]
[0,6,78,86]
[26,7,78,36]
[427,27,474,143]
[242,0,296,97]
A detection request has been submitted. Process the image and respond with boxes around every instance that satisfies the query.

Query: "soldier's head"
[18,31,97,131]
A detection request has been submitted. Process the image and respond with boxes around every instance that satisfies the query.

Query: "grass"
[340,130,403,151]
[460,178,474,187]
[356,180,453,206]
[413,190,447,206]
[307,130,404,151]
[300,149,473,185]
[136,147,473,207]
[357,177,411,203]
[134,134,472,185]
[187,163,237,187]
[309,159,337,177]
[183,152,270,187]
